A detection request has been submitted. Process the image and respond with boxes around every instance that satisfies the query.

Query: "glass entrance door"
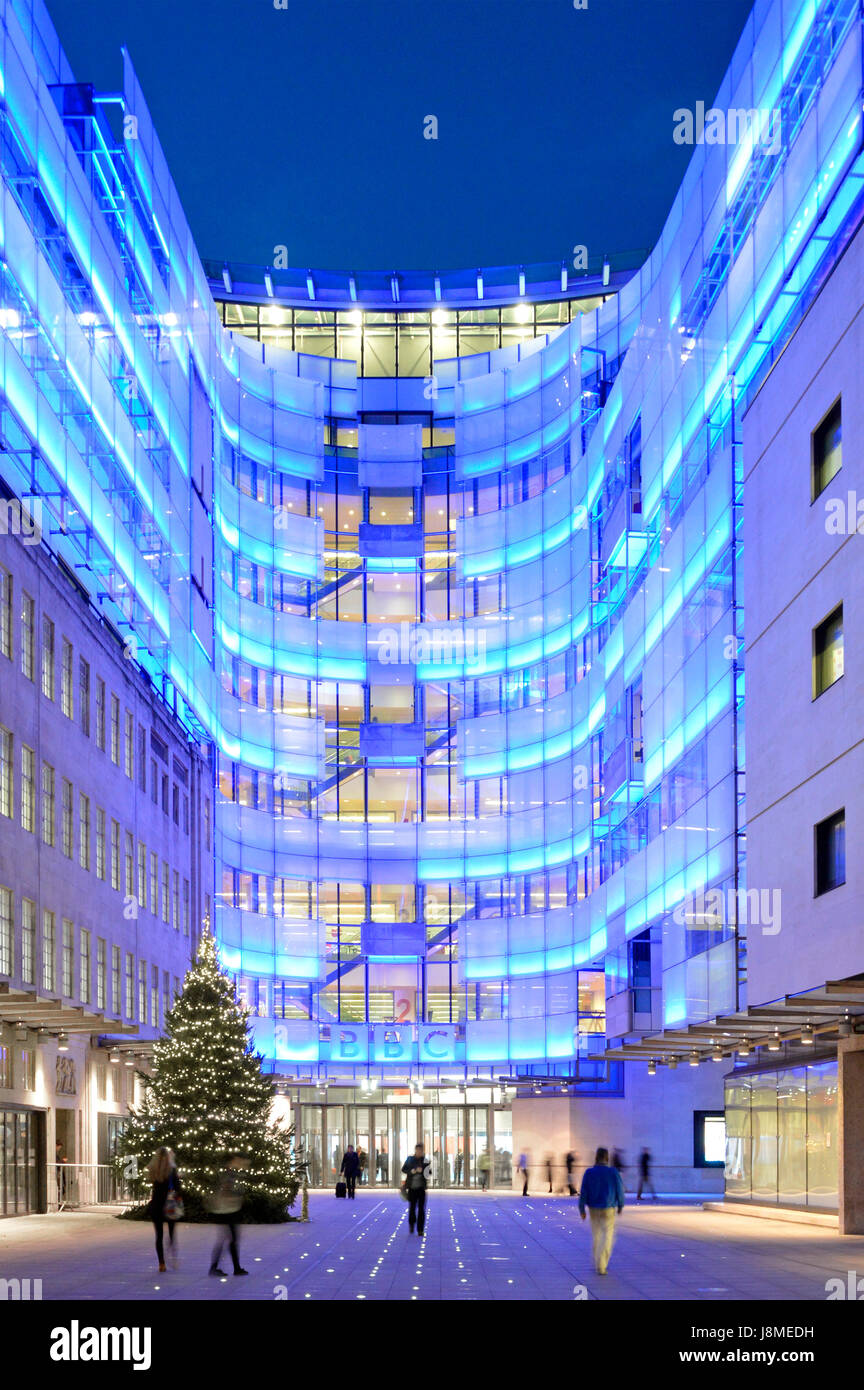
[295,1102,509,1190]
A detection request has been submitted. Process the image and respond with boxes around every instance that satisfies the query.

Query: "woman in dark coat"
[147,1146,182,1272]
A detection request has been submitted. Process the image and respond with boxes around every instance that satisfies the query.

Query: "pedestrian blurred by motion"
[208,1154,249,1277]
[147,1146,183,1273]
[579,1147,625,1275]
[636,1147,658,1201]
[612,1147,626,1189]
[357,1146,368,1185]
[478,1148,491,1191]
[544,1152,554,1193]
[565,1150,578,1197]
[518,1151,530,1196]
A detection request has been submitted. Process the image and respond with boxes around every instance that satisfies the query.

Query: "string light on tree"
[117,930,299,1222]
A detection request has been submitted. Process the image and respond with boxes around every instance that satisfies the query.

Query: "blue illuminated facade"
[2,0,864,1090]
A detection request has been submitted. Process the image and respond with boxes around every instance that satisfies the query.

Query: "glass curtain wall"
[723,1061,838,1211]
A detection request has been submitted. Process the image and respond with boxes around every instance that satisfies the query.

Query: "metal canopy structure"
[0,983,138,1037]
[604,977,864,1065]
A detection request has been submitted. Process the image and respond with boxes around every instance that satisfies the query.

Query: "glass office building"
[2,0,864,1184]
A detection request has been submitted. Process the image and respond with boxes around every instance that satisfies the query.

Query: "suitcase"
[335,1181,347,1198]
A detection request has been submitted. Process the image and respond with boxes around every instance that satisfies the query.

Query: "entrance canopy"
[603,976,864,1066]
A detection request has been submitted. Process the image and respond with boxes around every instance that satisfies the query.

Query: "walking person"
[401,1143,428,1236]
[612,1147,626,1190]
[147,1146,183,1273]
[517,1151,530,1196]
[357,1146,368,1185]
[55,1140,68,1206]
[478,1148,491,1191]
[636,1147,658,1201]
[565,1150,578,1197]
[579,1147,625,1275]
[340,1143,360,1198]
[208,1154,250,1277]
[544,1152,554,1193]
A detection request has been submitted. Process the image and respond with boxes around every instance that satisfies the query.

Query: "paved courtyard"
[1,1193,861,1302]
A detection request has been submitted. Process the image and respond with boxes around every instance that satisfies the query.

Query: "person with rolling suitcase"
[339,1143,360,1198]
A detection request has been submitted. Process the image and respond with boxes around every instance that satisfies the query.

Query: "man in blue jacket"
[578,1146,625,1274]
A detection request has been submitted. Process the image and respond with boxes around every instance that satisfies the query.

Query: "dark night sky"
[45,0,753,272]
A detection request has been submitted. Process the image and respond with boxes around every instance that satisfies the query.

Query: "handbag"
[163,1173,184,1220]
[163,1190,184,1220]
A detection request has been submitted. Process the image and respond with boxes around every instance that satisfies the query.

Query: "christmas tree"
[118,930,299,1222]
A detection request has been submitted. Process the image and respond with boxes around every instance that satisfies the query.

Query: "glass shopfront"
[724,1059,838,1211]
[294,1094,513,1189]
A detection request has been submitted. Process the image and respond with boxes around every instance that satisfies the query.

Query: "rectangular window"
[110,694,120,764]
[138,727,147,791]
[694,1110,726,1167]
[61,639,74,718]
[172,871,180,931]
[62,918,74,996]
[110,820,120,891]
[20,592,34,680]
[79,657,90,736]
[815,809,845,896]
[125,832,134,897]
[150,757,158,803]
[96,678,106,750]
[125,952,135,1019]
[124,709,134,779]
[42,911,56,991]
[183,878,190,937]
[61,778,73,858]
[812,398,842,500]
[151,963,159,1028]
[0,1047,8,1089]
[79,794,91,870]
[161,862,170,923]
[21,898,35,984]
[813,604,844,698]
[150,852,158,915]
[112,945,121,1015]
[41,615,55,700]
[138,843,147,909]
[20,1050,35,1091]
[79,928,91,1003]
[20,745,34,832]
[138,960,147,1024]
[96,937,106,1010]
[0,566,11,660]
[0,887,12,975]
[96,807,106,880]
[0,727,12,819]
[41,763,55,846]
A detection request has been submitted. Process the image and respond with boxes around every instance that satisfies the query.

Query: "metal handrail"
[48,1163,135,1211]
